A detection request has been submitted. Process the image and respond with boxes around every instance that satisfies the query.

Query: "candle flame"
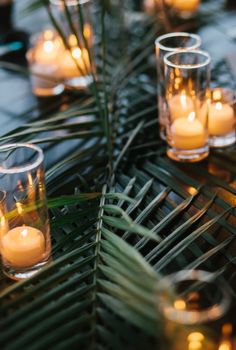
[43,40,54,54]
[188,341,203,350]
[213,88,222,101]
[21,228,28,238]
[28,173,33,187]
[218,342,232,350]
[222,324,232,336]
[72,47,82,60]
[180,91,187,108]
[188,333,205,342]
[83,23,91,40]
[187,333,205,350]
[16,202,23,215]
[44,29,54,41]
[216,102,222,110]
[1,214,6,227]
[174,299,186,310]
[188,112,196,122]
[68,34,78,47]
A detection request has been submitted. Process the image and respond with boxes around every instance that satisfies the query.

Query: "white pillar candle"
[209,102,235,136]
[1,226,45,267]
[168,92,194,121]
[171,112,206,149]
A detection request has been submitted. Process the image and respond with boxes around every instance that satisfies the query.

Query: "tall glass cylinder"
[0,144,51,280]
[155,32,201,140]
[49,0,94,89]
[164,50,211,162]
[157,270,231,350]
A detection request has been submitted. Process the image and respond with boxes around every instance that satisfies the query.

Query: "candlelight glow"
[180,91,188,108]
[16,202,23,215]
[28,173,33,187]
[218,342,232,350]
[43,40,54,53]
[72,47,82,59]
[187,333,205,342]
[69,34,78,47]
[216,102,223,111]
[21,228,28,238]
[222,324,232,336]
[188,341,202,350]
[188,112,196,122]
[187,332,205,350]
[84,23,91,40]
[1,214,6,228]
[174,299,186,310]
[213,88,222,101]
[43,29,54,41]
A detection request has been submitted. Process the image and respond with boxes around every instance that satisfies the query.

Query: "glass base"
[32,84,65,97]
[160,127,166,141]
[209,131,236,148]
[3,258,51,281]
[65,75,93,90]
[167,146,209,163]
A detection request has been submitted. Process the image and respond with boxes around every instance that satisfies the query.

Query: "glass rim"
[49,0,90,5]
[0,143,44,174]
[164,49,211,70]
[155,32,201,52]
[0,188,6,203]
[157,269,231,325]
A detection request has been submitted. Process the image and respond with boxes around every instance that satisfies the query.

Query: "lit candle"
[1,226,45,267]
[171,112,206,149]
[168,91,195,121]
[27,29,64,95]
[209,90,235,136]
[166,0,200,13]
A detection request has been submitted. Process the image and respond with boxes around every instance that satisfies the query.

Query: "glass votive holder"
[26,29,65,97]
[0,143,51,280]
[165,0,201,19]
[49,0,94,90]
[156,270,231,350]
[208,88,236,148]
[164,49,211,162]
[155,32,201,140]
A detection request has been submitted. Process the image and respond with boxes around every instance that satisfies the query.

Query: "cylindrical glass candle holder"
[164,50,211,162]
[155,32,201,140]
[209,88,236,148]
[157,270,231,350]
[0,144,51,280]
[49,0,94,89]
[26,29,65,97]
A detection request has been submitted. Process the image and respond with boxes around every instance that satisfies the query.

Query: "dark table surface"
[0,0,236,342]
